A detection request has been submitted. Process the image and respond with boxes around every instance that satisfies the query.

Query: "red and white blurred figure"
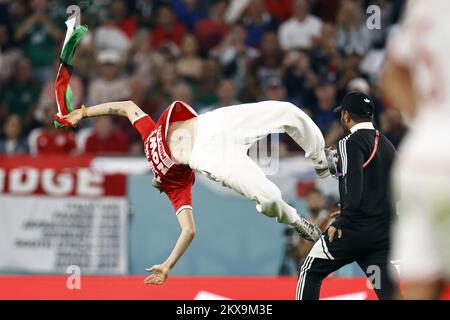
[381,0,450,299]
[28,106,76,155]
[83,117,128,155]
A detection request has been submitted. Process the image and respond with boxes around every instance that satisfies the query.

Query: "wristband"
[81,105,88,118]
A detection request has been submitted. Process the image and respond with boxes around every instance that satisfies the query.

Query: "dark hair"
[347,111,373,123]
[306,188,323,197]
[157,4,175,14]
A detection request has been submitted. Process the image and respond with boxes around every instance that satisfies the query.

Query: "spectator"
[171,81,193,106]
[249,31,283,86]
[84,117,128,155]
[336,0,371,56]
[148,62,180,111]
[242,0,279,47]
[224,0,252,24]
[128,76,160,118]
[176,34,204,81]
[28,106,76,155]
[265,0,293,22]
[309,22,340,76]
[129,30,165,89]
[151,5,187,51]
[264,76,297,105]
[135,0,160,27]
[195,58,221,107]
[211,24,259,88]
[93,0,133,56]
[88,50,130,105]
[217,78,239,107]
[312,75,337,134]
[278,0,322,50]
[109,0,137,39]
[14,0,63,83]
[0,56,40,130]
[214,78,239,108]
[239,75,260,103]
[283,50,317,104]
[0,23,22,85]
[195,0,230,55]
[194,0,229,55]
[0,114,28,155]
[346,77,370,97]
[173,0,206,30]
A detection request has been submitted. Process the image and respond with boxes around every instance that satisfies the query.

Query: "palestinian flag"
[54,17,88,128]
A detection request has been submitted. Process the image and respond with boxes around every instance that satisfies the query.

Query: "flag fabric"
[54,18,88,129]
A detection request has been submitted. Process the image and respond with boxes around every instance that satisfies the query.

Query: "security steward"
[296,92,400,300]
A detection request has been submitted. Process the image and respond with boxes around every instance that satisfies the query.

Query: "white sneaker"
[290,216,322,242]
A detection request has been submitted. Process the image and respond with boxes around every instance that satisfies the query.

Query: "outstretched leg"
[213,101,330,178]
[220,156,321,241]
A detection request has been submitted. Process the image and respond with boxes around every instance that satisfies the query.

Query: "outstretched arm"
[144,208,196,285]
[59,100,146,126]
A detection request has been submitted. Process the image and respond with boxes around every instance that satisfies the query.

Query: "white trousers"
[188,101,327,224]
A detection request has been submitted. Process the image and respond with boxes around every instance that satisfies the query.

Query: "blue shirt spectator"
[172,0,206,30]
[242,0,279,47]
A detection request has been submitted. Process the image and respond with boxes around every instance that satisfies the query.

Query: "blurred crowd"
[0,0,408,157]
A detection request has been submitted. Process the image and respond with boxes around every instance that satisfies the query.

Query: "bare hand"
[144,264,169,285]
[330,210,341,219]
[59,108,84,127]
[152,177,163,193]
[328,226,342,242]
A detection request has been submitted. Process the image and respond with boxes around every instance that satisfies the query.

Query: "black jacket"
[332,124,397,240]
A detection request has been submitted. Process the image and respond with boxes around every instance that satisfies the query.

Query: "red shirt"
[151,23,187,49]
[29,128,76,155]
[117,17,137,39]
[265,0,293,22]
[194,20,229,52]
[133,101,198,214]
[84,130,128,155]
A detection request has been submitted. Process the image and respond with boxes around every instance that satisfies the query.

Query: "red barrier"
[0,276,448,300]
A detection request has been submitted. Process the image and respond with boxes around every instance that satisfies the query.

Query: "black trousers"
[296,227,399,300]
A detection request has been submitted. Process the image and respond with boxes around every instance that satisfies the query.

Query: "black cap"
[333,92,374,118]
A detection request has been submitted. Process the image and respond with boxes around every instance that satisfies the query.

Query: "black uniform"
[296,93,399,300]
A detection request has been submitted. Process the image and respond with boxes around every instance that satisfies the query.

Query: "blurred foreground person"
[381,0,450,300]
